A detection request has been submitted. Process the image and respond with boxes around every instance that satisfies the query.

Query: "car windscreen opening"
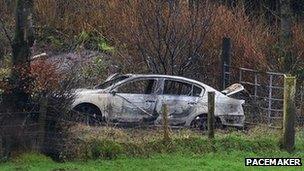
[95,75,130,89]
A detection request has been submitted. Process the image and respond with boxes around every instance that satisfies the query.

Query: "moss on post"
[281,75,296,152]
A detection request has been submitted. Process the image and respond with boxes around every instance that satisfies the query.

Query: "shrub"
[76,31,114,52]
[30,59,62,94]
[2,0,304,88]
[77,55,108,86]
[2,1,304,80]
[13,153,54,164]
[102,2,277,86]
[90,140,123,159]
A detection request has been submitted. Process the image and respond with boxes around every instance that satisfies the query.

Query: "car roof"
[123,74,217,91]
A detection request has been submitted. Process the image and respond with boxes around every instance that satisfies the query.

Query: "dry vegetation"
[34,0,304,84]
[1,0,304,87]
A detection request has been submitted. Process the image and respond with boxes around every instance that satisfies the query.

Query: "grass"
[0,126,303,171]
[0,151,303,171]
[61,125,304,160]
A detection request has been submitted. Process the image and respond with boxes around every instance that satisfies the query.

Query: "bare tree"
[127,0,214,78]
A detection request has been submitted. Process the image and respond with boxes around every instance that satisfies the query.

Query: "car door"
[158,79,203,120]
[108,78,158,122]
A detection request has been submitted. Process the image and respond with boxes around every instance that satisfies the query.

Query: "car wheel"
[215,117,225,129]
[73,104,103,126]
[190,114,208,131]
[191,115,225,131]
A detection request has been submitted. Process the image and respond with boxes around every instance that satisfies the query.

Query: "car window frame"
[161,78,205,97]
[111,77,158,95]
[95,75,131,89]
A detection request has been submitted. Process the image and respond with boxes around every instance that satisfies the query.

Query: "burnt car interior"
[73,74,245,127]
[164,80,203,97]
[116,79,156,94]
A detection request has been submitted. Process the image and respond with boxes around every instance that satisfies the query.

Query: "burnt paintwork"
[72,74,245,127]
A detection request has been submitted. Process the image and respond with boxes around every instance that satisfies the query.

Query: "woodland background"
[0,0,303,92]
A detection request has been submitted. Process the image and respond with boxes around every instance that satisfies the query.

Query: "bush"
[2,1,304,89]
[13,153,54,164]
[76,31,114,52]
[90,140,123,159]
[77,55,108,86]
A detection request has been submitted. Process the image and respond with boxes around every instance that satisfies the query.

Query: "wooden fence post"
[0,136,2,159]
[300,84,304,117]
[221,37,231,90]
[208,92,215,139]
[162,104,170,142]
[281,75,296,152]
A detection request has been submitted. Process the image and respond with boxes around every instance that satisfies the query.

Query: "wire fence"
[223,65,304,128]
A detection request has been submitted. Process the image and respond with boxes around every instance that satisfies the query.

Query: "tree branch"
[0,18,12,45]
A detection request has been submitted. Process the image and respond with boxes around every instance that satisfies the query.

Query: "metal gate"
[220,38,303,127]
[223,66,285,127]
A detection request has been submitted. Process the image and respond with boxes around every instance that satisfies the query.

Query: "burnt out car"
[72,74,245,129]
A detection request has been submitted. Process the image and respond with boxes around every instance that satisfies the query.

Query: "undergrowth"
[59,125,304,161]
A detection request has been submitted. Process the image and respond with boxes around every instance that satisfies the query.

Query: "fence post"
[37,96,48,152]
[162,104,170,142]
[300,84,304,117]
[208,92,215,139]
[221,37,231,90]
[281,75,296,152]
[0,136,2,159]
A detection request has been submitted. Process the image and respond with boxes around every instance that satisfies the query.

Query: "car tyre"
[190,114,208,131]
[73,104,103,126]
[191,115,225,131]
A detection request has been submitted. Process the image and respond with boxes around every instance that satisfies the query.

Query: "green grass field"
[1,151,303,171]
[1,126,303,171]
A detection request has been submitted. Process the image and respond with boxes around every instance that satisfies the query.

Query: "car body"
[72,74,245,128]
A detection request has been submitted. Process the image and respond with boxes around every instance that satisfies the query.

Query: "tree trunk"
[8,0,34,110]
[280,0,293,73]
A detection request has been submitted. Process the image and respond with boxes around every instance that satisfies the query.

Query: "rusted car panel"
[72,74,245,127]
